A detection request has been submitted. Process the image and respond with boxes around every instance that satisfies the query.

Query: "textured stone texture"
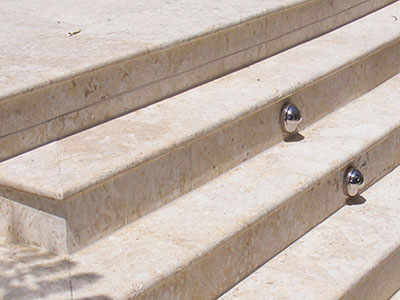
[0,0,396,160]
[0,197,67,253]
[3,1,400,200]
[0,2,399,299]
[0,71,399,299]
[219,167,400,300]
[0,78,399,299]
[1,3,400,251]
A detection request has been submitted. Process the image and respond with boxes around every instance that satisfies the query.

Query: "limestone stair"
[0,1,400,300]
[218,164,400,300]
[0,0,396,161]
[1,1,400,254]
[60,73,400,300]
[2,67,400,300]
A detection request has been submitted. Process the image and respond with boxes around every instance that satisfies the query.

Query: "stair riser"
[0,0,394,161]
[135,119,400,300]
[193,40,400,189]
[2,39,399,254]
[0,197,67,253]
[218,155,400,300]
[293,40,400,132]
[343,246,400,300]
[60,40,400,252]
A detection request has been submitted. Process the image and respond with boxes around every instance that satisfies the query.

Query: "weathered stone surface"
[1,2,400,252]
[0,0,395,160]
[219,166,400,300]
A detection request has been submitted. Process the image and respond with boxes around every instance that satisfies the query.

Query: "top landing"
[1,0,304,99]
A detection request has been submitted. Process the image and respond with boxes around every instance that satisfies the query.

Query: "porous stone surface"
[1,3,400,253]
[218,168,400,300]
[3,0,400,201]
[1,1,399,299]
[4,2,400,201]
[0,124,400,299]
[0,0,395,160]
[0,71,399,299]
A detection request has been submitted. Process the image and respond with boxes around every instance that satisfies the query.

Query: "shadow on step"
[284,133,305,143]
[0,243,111,300]
[346,195,367,206]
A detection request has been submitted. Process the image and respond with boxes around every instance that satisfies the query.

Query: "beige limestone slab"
[2,1,400,200]
[219,166,400,300]
[0,242,105,300]
[2,44,400,252]
[59,115,400,297]
[45,82,400,296]
[0,75,400,297]
[0,0,396,160]
[65,144,194,251]
[0,197,67,254]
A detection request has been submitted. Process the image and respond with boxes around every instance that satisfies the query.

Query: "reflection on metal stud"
[281,103,302,133]
[345,167,365,197]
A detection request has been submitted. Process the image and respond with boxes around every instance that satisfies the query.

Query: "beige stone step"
[1,3,400,253]
[218,166,400,300]
[0,0,396,161]
[0,72,399,299]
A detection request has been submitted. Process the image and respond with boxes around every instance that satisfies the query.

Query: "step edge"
[1,28,399,201]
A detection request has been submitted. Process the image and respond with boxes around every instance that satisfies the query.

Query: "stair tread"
[219,165,400,300]
[0,0,306,99]
[1,2,400,201]
[3,0,393,162]
[2,72,398,299]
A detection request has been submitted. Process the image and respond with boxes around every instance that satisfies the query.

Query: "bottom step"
[2,168,400,300]
[218,165,400,300]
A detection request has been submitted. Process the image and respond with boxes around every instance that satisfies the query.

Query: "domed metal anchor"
[345,167,365,197]
[281,103,303,133]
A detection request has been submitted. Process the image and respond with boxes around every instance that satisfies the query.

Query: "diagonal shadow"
[0,243,112,300]
[346,195,367,206]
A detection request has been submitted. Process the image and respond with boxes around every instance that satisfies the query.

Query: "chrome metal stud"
[345,167,365,197]
[281,103,302,133]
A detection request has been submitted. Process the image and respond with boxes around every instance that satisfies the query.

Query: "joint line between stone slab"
[55,142,64,199]
[68,260,74,300]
